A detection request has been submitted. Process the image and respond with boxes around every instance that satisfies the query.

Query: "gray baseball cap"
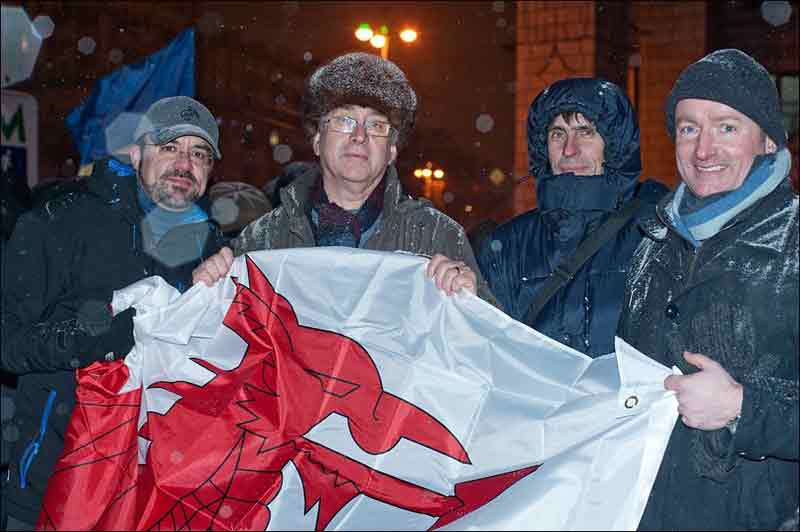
[133,96,221,159]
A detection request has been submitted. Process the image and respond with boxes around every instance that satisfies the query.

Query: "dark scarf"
[537,174,631,265]
[309,177,386,247]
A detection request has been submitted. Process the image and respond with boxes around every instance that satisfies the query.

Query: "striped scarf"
[668,148,790,247]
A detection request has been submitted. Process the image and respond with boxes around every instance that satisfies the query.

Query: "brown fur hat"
[302,52,417,148]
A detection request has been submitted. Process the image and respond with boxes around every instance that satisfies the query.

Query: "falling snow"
[211,197,240,225]
[761,1,793,27]
[77,36,96,55]
[108,47,124,64]
[273,144,293,164]
[2,424,20,443]
[32,15,54,39]
[0,396,15,422]
[1,6,45,87]
[489,168,506,186]
[475,113,494,133]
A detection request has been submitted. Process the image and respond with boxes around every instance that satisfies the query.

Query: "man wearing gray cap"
[0,96,227,529]
[616,49,798,530]
[193,52,494,303]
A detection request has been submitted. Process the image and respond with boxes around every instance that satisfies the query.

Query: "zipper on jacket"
[18,389,57,489]
[685,242,702,286]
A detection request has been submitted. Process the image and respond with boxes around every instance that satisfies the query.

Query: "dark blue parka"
[477,78,668,357]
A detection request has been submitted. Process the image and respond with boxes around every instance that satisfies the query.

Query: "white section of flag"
[112,247,677,531]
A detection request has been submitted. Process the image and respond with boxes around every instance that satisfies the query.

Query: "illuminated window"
[773,74,799,137]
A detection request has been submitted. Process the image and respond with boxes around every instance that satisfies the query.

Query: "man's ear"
[128,144,142,169]
[388,143,397,166]
[765,136,777,154]
[312,132,321,156]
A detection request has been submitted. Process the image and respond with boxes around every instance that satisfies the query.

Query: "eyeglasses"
[143,143,213,167]
[322,115,395,138]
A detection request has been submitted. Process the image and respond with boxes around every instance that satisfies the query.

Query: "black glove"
[89,306,136,363]
[31,304,137,370]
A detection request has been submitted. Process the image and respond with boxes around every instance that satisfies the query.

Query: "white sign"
[1,89,38,188]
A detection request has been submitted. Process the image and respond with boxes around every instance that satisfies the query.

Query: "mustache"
[160,169,197,185]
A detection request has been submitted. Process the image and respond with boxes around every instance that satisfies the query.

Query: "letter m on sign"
[1,106,26,143]
[1,90,38,188]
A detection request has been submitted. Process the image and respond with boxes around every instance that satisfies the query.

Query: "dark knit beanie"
[665,49,786,148]
[303,52,417,148]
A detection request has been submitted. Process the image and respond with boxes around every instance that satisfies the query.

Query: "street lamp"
[354,23,418,60]
[399,29,417,43]
[414,161,444,180]
[370,33,387,56]
[413,162,447,205]
[354,23,373,42]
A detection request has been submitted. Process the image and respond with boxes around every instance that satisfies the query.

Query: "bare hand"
[426,253,477,296]
[664,351,743,431]
[192,247,234,286]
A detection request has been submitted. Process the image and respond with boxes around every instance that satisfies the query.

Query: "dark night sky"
[6,1,519,227]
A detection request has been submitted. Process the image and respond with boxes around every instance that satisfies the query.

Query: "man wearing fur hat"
[193,52,493,302]
[616,49,798,530]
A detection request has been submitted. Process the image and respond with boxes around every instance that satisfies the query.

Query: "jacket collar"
[279,163,413,219]
[645,175,795,244]
[86,157,214,224]
[86,157,142,222]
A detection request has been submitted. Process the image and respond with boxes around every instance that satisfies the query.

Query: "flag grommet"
[624,395,639,409]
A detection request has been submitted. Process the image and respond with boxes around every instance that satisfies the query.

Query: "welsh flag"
[38,248,678,531]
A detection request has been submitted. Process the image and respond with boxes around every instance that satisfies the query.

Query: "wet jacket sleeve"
[460,236,498,309]
[734,370,799,461]
[475,216,539,321]
[1,212,135,375]
[476,231,514,318]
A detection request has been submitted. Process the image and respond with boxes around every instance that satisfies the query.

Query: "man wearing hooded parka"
[477,78,667,357]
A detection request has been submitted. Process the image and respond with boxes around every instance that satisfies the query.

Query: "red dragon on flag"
[38,256,538,531]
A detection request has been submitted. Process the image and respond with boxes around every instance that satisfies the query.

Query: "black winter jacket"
[618,176,799,531]
[477,78,668,356]
[0,158,226,525]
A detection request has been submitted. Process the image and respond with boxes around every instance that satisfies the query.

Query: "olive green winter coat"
[233,164,496,305]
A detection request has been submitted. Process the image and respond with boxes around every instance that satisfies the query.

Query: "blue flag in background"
[66,28,195,165]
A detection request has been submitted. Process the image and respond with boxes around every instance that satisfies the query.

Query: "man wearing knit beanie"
[617,49,798,530]
[192,52,495,305]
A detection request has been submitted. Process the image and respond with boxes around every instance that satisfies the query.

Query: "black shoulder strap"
[522,198,641,327]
